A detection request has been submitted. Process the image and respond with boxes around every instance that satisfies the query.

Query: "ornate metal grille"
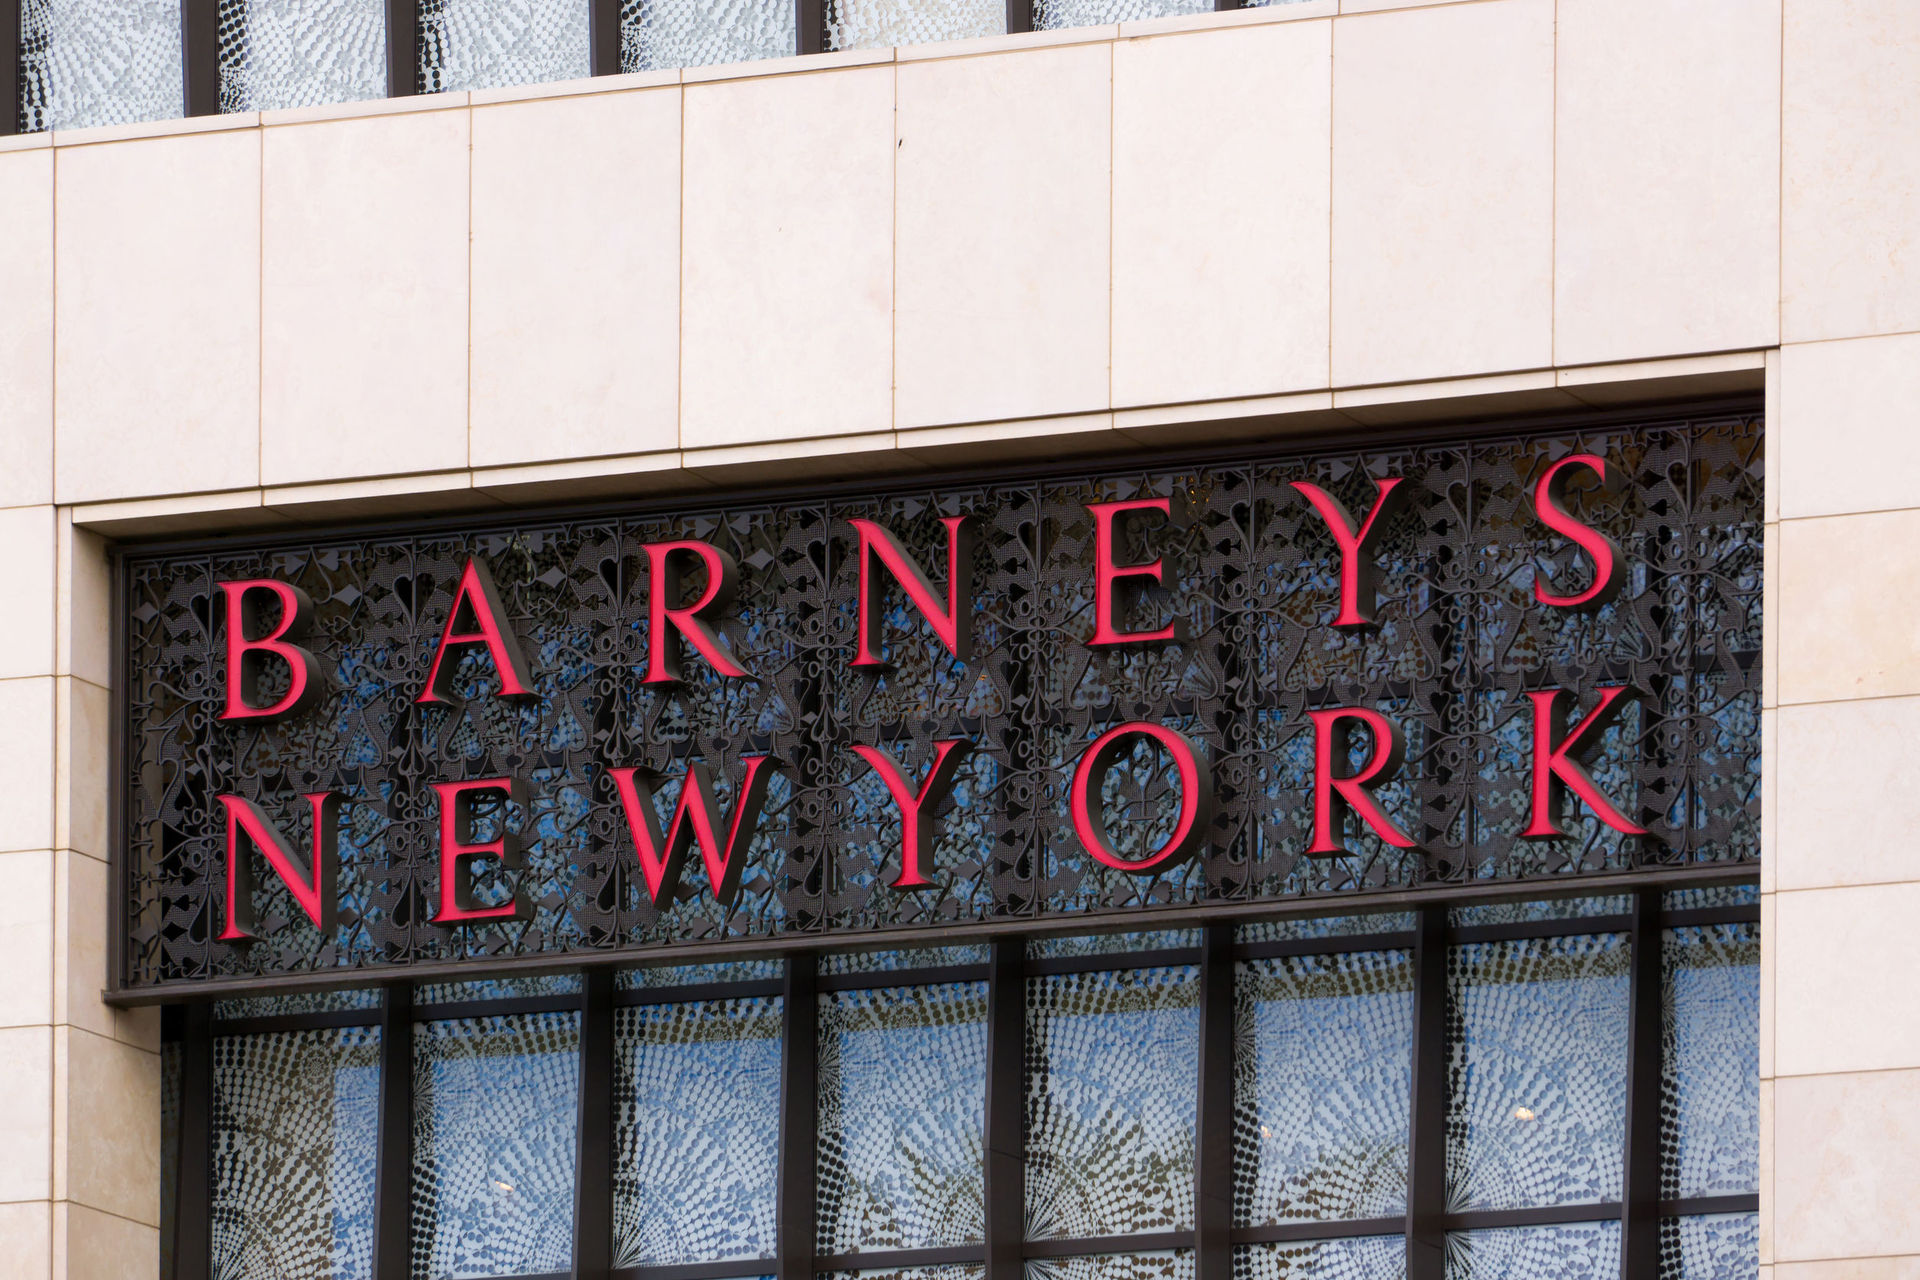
[118,408,1762,993]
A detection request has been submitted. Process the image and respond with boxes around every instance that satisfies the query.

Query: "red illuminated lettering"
[1292,477,1409,629]
[643,541,749,684]
[431,777,530,924]
[220,579,329,720]
[1533,454,1626,610]
[1306,707,1418,855]
[1086,498,1186,648]
[851,739,974,889]
[219,792,341,941]
[417,559,535,704]
[1068,722,1212,873]
[609,756,779,907]
[851,517,976,667]
[1521,686,1647,838]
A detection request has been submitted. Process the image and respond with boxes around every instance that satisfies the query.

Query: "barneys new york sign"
[117,413,1761,992]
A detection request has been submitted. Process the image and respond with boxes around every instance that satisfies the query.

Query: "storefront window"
[216,0,386,112]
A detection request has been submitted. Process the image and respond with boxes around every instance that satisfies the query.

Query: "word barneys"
[214,455,1643,941]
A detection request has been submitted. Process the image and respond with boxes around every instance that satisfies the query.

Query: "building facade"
[0,0,1908,1277]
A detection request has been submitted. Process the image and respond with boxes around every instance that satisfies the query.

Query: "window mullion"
[1619,889,1665,1279]
[984,937,1025,1280]
[181,0,218,115]
[175,1002,215,1280]
[575,969,617,1279]
[1404,904,1448,1280]
[386,0,419,96]
[372,981,416,1280]
[777,954,818,1280]
[1194,923,1233,1280]
[589,0,622,75]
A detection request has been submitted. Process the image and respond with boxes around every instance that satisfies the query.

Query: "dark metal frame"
[162,881,1758,1280]
[2,0,19,134]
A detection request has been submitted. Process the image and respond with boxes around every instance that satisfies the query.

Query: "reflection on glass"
[1448,896,1632,928]
[1663,925,1759,1198]
[620,959,783,988]
[214,988,383,1019]
[620,0,795,72]
[1236,913,1415,944]
[614,997,782,1267]
[1232,1237,1406,1280]
[1659,1213,1758,1280]
[818,983,988,1252]
[1032,0,1206,32]
[1029,930,1201,960]
[1446,934,1628,1210]
[1026,967,1198,1238]
[825,1268,982,1280]
[18,0,185,132]
[1661,884,1759,912]
[1444,1222,1620,1280]
[160,1039,182,1280]
[419,0,590,93]
[216,0,386,113]
[1235,951,1413,1223]
[821,946,990,976]
[1028,1251,1194,1280]
[413,1012,580,1279]
[211,1027,381,1280]
[826,0,1000,52]
[417,973,582,1004]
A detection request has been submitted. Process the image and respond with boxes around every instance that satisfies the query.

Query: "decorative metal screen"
[117,409,1762,994]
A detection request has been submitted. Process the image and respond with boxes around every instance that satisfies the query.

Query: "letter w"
[609,757,779,908]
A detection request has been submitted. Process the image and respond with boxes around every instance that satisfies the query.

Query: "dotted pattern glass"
[1662,884,1760,912]
[1028,1251,1195,1280]
[1658,1213,1758,1280]
[620,959,784,988]
[822,946,991,975]
[1234,951,1413,1224]
[1026,967,1198,1238]
[1232,1238,1407,1280]
[824,1268,985,1280]
[620,0,794,72]
[1030,930,1201,960]
[818,983,988,1252]
[1236,914,1414,943]
[1448,896,1632,927]
[214,988,383,1019]
[412,1012,580,1279]
[420,0,590,93]
[1032,0,1205,30]
[212,1027,381,1280]
[160,1039,183,1280]
[613,997,782,1267]
[826,0,1000,53]
[1446,934,1629,1211]
[1444,1222,1621,1280]
[18,0,184,133]
[418,973,583,1004]
[1662,925,1759,1198]
[215,0,385,113]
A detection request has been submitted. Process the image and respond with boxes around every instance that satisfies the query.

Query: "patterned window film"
[215,0,385,112]
[160,888,1760,1280]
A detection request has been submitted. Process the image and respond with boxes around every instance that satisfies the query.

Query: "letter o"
[1069,722,1213,874]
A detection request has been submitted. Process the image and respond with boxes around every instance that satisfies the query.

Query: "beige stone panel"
[262,108,470,485]
[0,506,53,679]
[1329,0,1553,387]
[57,517,112,691]
[60,1201,157,1280]
[1782,0,1920,342]
[55,851,111,1043]
[1775,1068,1920,1262]
[1776,509,1920,704]
[681,66,893,448]
[1111,21,1331,407]
[0,1202,51,1280]
[896,43,1111,428]
[60,1027,158,1225]
[0,678,55,855]
[53,129,260,504]
[0,149,52,509]
[1553,0,1779,365]
[0,1026,51,1200]
[1760,1076,1774,1263]
[1775,882,1920,1077]
[471,87,681,467]
[0,850,52,1029]
[1763,522,1779,712]
[1774,696,1920,891]
[1759,889,1775,1078]
[1777,1259,1920,1280]
[54,678,108,863]
[1779,335,1920,520]
[1760,707,1776,896]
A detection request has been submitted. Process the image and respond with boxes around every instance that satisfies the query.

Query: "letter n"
[219,793,342,941]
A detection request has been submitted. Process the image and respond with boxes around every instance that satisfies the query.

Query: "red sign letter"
[609,756,779,907]
[1521,686,1648,838]
[1086,498,1186,648]
[219,792,342,941]
[1534,454,1626,610]
[850,517,976,668]
[643,541,749,684]
[1307,708,1418,855]
[851,739,974,889]
[417,559,535,704]
[1068,722,1212,874]
[1292,478,1409,630]
[431,776,530,924]
[220,580,329,721]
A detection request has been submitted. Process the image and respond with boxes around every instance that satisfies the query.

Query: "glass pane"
[1232,1238,1406,1280]
[413,1012,580,1279]
[216,0,386,113]
[818,983,988,1252]
[1032,0,1205,30]
[1659,1213,1759,1280]
[1662,884,1759,912]
[160,1039,183,1280]
[1663,924,1759,1198]
[621,959,783,988]
[1026,966,1198,1238]
[614,996,782,1268]
[1028,1251,1194,1280]
[619,0,794,73]
[19,0,184,133]
[1449,895,1633,927]
[212,1027,381,1280]
[1444,1223,1621,1280]
[1446,933,1628,1210]
[1029,929,1201,960]
[214,988,383,1019]
[1235,951,1413,1223]
[417,973,582,1004]
[1236,913,1415,944]
[420,0,590,93]
[821,945,989,975]
[823,1269,983,1280]
[826,0,999,53]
